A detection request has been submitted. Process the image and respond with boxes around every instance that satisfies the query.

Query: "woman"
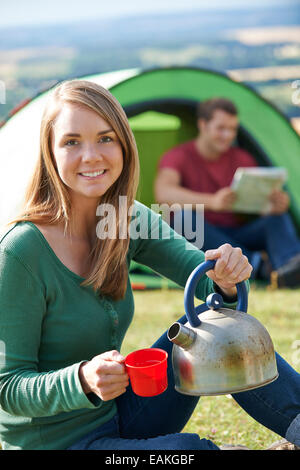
[0,80,298,450]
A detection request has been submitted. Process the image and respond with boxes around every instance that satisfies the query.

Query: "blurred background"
[0,0,299,131]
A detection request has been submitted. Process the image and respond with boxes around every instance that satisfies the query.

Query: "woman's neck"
[65,195,100,245]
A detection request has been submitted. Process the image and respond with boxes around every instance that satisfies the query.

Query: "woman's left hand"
[205,243,253,297]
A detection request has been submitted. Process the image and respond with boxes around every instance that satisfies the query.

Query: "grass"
[121,283,300,450]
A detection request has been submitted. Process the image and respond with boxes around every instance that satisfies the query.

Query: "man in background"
[154,97,300,287]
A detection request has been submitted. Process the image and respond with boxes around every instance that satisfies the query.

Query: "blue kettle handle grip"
[184,259,248,328]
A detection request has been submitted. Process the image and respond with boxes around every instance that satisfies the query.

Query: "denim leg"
[232,352,300,445]
[173,210,300,270]
[202,221,253,258]
[68,415,214,450]
[172,211,261,271]
[172,210,245,252]
[117,315,200,437]
[115,315,219,450]
[233,214,300,269]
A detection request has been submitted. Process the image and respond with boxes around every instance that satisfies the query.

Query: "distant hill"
[0,4,299,123]
[1,5,299,49]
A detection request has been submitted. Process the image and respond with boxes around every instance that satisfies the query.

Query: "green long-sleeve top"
[0,201,238,450]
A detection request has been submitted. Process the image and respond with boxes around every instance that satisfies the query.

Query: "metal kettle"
[167,259,278,396]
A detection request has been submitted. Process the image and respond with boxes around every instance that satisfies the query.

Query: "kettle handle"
[184,259,248,328]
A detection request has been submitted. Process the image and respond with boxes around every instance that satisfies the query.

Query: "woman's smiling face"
[51,102,124,202]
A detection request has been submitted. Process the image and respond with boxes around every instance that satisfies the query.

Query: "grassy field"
[121,283,300,450]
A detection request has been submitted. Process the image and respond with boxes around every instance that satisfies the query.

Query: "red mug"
[125,348,168,397]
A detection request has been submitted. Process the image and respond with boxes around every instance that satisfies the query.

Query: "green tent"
[1,66,300,289]
[114,67,300,288]
[110,67,300,226]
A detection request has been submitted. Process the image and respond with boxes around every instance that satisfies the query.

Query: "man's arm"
[154,168,235,212]
[154,168,216,209]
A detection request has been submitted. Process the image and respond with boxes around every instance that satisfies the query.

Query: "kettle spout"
[167,322,196,349]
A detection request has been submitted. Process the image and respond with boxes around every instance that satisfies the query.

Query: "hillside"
[0,4,299,124]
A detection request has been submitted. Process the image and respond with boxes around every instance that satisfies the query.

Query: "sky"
[0,0,298,29]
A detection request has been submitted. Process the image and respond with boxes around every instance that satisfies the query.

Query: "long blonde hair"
[8,80,140,300]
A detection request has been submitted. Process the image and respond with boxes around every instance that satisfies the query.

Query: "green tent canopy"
[111,68,300,226]
[1,66,299,289]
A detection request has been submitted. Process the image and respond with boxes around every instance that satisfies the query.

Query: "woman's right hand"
[78,350,129,401]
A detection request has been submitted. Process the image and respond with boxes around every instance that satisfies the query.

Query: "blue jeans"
[173,211,300,271]
[68,316,300,450]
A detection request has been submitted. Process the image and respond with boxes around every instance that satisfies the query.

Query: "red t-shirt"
[158,140,257,227]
